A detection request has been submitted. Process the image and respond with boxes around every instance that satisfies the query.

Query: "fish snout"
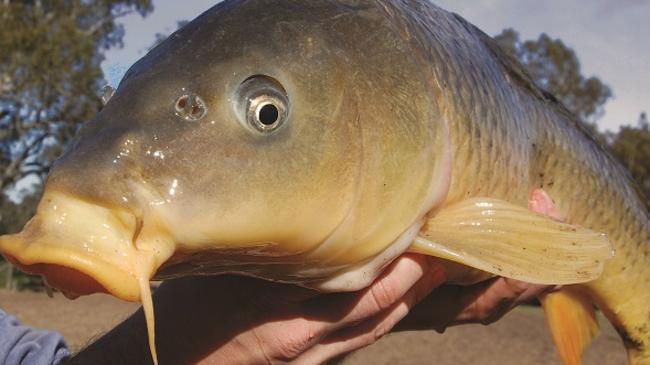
[0,190,172,301]
[46,128,148,210]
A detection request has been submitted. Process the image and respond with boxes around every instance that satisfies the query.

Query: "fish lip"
[1,237,142,301]
[0,190,153,302]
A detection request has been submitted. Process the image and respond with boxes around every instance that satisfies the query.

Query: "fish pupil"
[258,103,279,125]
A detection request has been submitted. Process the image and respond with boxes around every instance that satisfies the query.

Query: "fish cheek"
[154,91,359,255]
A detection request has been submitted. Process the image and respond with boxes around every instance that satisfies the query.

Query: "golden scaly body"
[379,1,650,361]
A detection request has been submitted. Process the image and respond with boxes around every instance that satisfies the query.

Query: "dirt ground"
[0,289,626,364]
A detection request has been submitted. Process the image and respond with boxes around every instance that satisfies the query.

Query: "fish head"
[51,1,363,255]
[0,1,449,299]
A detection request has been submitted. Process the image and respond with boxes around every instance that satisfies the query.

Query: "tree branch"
[1,132,50,190]
[83,9,135,38]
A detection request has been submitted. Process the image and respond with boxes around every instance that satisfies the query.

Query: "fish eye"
[236,75,289,133]
[248,95,286,131]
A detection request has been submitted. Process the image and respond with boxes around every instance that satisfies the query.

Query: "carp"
[1,1,647,364]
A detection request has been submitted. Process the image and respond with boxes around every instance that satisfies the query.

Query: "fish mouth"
[0,190,172,301]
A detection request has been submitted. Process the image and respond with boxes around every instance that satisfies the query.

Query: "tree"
[0,0,153,289]
[0,0,153,195]
[0,189,41,235]
[494,29,612,127]
[610,113,650,211]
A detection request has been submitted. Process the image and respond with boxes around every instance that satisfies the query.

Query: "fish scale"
[379,1,650,363]
[381,1,534,204]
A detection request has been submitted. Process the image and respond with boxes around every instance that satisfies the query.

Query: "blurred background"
[0,1,646,363]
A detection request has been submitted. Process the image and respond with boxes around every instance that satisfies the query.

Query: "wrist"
[65,311,151,364]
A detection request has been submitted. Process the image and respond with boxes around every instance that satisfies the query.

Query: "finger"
[294,302,409,364]
[242,255,445,363]
[294,267,444,364]
[395,283,470,333]
[454,277,550,325]
[398,277,551,332]
[303,254,446,340]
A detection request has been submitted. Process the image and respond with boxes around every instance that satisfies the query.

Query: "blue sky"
[102,0,650,132]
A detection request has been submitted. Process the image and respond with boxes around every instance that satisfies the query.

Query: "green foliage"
[610,113,650,210]
[494,29,612,126]
[0,0,152,290]
[0,0,153,194]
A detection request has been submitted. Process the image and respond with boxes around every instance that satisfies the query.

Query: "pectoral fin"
[540,290,599,365]
[408,198,613,285]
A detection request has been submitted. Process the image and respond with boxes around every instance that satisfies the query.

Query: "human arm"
[0,309,70,365]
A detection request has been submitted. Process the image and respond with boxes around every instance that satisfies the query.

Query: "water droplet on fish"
[168,178,179,196]
[152,150,165,160]
[174,92,207,121]
[100,85,116,105]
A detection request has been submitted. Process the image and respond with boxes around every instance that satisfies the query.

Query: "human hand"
[396,274,553,333]
[67,254,447,365]
[69,257,549,365]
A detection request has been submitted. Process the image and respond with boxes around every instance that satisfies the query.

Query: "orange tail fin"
[540,289,600,365]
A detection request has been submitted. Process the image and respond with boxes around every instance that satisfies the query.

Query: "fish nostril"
[174,92,207,121]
